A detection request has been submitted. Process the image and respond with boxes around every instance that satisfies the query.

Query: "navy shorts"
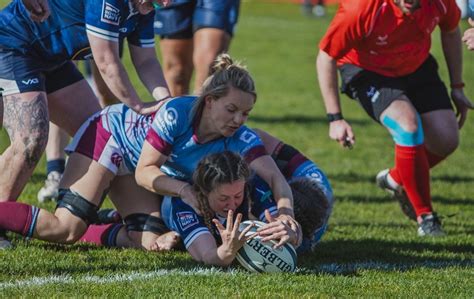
[0,49,84,96]
[339,55,453,122]
[154,0,240,38]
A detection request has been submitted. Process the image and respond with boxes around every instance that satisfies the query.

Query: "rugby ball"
[236,220,297,273]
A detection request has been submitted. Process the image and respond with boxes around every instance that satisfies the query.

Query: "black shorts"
[339,55,453,122]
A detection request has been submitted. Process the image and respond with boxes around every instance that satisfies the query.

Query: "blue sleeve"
[232,127,267,164]
[85,0,122,42]
[146,98,187,155]
[164,196,211,249]
[127,12,155,48]
[250,175,278,222]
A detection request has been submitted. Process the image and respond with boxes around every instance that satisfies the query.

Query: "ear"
[204,95,214,108]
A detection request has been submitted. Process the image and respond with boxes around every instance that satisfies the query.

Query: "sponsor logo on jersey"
[177,212,199,231]
[165,108,178,123]
[154,21,163,29]
[111,153,123,167]
[21,78,39,85]
[239,130,257,144]
[101,1,121,26]
[375,35,388,46]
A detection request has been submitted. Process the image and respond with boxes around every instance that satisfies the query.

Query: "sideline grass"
[0,1,473,296]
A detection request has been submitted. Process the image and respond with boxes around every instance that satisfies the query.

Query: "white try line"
[1,260,473,290]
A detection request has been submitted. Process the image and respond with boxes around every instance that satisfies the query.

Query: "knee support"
[382,114,424,146]
[124,213,169,234]
[56,189,98,225]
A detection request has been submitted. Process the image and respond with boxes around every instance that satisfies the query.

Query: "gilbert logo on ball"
[236,220,297,273]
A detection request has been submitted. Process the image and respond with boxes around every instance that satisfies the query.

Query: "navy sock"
[46,159,65,175]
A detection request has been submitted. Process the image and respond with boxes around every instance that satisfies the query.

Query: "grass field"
[1,1,473,297]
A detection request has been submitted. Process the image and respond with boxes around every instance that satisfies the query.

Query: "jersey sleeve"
[233,127,267,164]
[438,0,461,32]
[319,1,367,59]
[145,99,185,156]
[166,197,211,249]
[250,175,278,221]
[85,0,123,42]
[127,12,156,48]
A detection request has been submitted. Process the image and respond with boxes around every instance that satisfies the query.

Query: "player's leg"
[0,152,115,244]
[45,62,101,137]
[110,175,179,250]
[192,0,240,92]
[0,90,49,201]
[406,55,460,168]
[155,2,194,96]
[38,122,69,203]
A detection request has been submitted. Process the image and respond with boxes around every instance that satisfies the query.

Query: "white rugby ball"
[236,220,297,273]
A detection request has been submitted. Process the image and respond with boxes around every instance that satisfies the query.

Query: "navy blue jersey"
[0,0,154,62]
[161,194,276,249]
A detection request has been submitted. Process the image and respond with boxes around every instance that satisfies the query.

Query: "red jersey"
[319,0,460,77]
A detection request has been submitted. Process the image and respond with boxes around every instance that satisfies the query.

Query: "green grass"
[1,1,474,296]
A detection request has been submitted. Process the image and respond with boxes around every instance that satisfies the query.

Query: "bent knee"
[382,114,424,146]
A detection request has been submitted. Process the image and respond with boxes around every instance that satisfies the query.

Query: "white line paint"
[1,260,472,290]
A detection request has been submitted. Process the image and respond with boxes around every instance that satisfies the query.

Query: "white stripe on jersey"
[86,25,119,42]
[184,228,211,249]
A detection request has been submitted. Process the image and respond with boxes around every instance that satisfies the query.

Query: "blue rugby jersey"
[161,194,276,249]
[100,96,266,181]
[145,96,266,182]
[0,0,154,61]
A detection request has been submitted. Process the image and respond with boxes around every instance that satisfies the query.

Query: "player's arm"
[440,26,474,128]
[249,155,302,247]
[129,42,170,102]
[188,211,253,266]
[135,141,198,210]
[88,35,159,115]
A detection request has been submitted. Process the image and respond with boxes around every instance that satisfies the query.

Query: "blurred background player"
[0,0,171,248]
[154,0,241,96]
[316,0,473,236]
[302,0,326,17]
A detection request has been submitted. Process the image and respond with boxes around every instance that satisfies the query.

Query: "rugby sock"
[425,149,445,169]
[0,202,40,238]
[79,224,123,247]
[394,144,432,216]
[46,159,65,175]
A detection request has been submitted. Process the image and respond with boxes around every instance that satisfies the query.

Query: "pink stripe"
[145,129,172,156]
[75,115,112,162]
[284,153,308,178]
[244,145,267,164]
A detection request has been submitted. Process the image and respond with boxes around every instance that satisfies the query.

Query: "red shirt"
[319,0,460,77]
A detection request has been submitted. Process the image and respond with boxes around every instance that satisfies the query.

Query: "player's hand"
[133,99,168,115]
[451,88,473,129]
[157,0,172,7]
[329,119,355,149]
[179,184,202,215]
[258,210,302,248]
[213,210,255,255]
[23,0,50,22]
[462,19,474,51]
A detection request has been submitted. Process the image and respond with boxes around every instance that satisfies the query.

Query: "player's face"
[394,0,421,14]
[208,180,246,217]
[205,86,256,137]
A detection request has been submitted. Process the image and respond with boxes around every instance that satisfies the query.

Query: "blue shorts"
[0,49,83,96]
[154,0,240,38]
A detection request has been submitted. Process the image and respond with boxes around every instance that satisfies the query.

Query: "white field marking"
[1,260,473,290]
